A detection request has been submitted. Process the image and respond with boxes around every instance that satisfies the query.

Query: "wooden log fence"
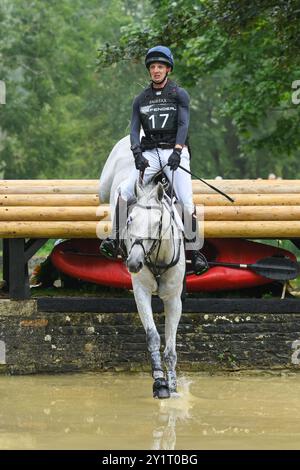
[1,179,300,300]
[0,180,300,238]
[1,205,300,222]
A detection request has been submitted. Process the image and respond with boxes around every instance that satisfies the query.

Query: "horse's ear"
[156,182,164,201]
[134,180,143,199]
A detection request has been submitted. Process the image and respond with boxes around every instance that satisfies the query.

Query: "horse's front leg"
[162,295,182,394]
[132,276,170,399]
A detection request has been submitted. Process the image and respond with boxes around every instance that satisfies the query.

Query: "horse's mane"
[136,181,163,202]
[136,180,184,233]
[139,181,156,193]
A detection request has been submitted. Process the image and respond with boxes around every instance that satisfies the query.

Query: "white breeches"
[116,147,194,216]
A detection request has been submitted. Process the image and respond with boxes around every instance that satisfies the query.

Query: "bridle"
[126,198,182,281]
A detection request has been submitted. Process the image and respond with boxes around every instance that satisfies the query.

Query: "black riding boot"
[100,194,127,259]
[100,238,119,259]
[191,250,209,275]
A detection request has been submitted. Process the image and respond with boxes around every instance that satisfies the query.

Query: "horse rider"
[100,45,207,274]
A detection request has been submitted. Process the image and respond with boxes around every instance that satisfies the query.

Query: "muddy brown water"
[1,372,300,450]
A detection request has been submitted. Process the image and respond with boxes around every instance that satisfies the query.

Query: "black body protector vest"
[139,80,186,150]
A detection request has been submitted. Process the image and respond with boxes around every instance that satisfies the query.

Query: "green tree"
[0,0,150,178]
[98,0,300,178]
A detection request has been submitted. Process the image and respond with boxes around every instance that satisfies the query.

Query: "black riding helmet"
[145,45,174,71]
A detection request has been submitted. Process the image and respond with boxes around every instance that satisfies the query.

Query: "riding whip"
[141,161,234,203]
[178,165,235,203]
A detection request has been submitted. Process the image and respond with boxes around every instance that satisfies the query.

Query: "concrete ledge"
[0,299,37,316]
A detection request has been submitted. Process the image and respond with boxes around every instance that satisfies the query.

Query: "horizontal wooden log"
[2,193,300,208]
[1,179,298,187]
[2,179,300,194]
[0,194,99,206]
[194,194,300,206]
[0,180,97,185]
[202,206,300,221]
[192,180,300,194]
[204,221,300,238]
[0,184,100,195]
[0,222,100,238]
[0,206,110,221]
[1,205,300,221]
[2,220,300,238]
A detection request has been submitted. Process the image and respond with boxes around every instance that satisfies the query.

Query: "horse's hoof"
[153,378,170,399]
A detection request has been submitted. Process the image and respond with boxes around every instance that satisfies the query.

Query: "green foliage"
[0,0,149,178]
[98,0,300,178]
[1,1,300,179]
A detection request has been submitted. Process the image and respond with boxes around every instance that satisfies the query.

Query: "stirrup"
[99,238,119,259]
[192,251,209,275]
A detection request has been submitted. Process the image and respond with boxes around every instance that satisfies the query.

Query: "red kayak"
[51,238,296,292]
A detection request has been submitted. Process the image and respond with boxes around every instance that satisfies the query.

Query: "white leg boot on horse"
[147,328,170,399]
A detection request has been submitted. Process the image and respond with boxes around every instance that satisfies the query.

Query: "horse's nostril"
[127,261,143,273]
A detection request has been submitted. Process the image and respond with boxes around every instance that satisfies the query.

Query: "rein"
[126,198,182,280]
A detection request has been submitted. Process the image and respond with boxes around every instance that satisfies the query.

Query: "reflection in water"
[152,380,194,450]
[1,372,300,449]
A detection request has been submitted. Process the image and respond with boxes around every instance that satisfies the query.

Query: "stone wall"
[1,299,300,374]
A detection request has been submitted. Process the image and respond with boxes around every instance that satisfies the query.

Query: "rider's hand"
[134,153,150,171]
[168,148,182,171]
[131,144,150,171]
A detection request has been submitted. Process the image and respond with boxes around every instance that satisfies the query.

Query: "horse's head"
[125,181,164,274]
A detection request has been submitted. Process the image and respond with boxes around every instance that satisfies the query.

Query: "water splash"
[152,377,195,450]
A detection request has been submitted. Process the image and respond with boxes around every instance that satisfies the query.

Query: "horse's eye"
[127,216,133,225]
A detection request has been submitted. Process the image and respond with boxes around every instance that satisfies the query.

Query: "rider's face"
[149,62,170,83]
